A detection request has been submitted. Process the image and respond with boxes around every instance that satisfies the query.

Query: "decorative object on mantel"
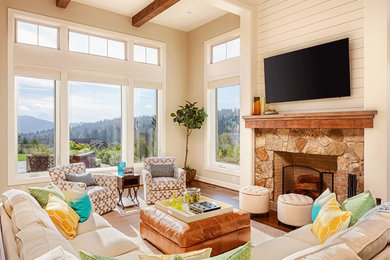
[243,110,377,129]
[171,101,208,184]
[260,96,266,115]
[264,109,279,115]
[253,97,260,115]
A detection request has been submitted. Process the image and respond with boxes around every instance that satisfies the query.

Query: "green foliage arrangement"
[171,101,207,169]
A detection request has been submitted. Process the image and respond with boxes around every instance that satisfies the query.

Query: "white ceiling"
[72,0,228,32]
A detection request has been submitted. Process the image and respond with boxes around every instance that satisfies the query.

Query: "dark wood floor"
[189,181,293,232]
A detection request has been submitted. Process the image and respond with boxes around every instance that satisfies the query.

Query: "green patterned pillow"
[342,190,376,226]
[79,250,117,260]
[28,182,65,208]
[209,242,252,260]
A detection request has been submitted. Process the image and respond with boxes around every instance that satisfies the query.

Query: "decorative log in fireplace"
[282,165,334,199]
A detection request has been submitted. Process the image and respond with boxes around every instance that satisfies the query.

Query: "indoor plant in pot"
[171,101,207,184]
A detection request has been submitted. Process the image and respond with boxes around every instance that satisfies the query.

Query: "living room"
[0,0,389,259]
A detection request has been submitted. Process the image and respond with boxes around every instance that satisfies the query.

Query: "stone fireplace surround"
[243,110,377,206]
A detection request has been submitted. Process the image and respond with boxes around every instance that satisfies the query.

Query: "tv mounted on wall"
[264,38,350,103]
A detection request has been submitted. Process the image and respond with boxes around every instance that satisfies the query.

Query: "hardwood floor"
[189,181,293,232]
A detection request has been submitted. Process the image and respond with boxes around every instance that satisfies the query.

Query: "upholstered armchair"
[48,163,117,215]
[142,157,186,204]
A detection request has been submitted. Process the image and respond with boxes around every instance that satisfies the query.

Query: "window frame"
[211,36,240,64]
[8,9,166,185]
[15,18,60,50]
[133,43,161,66]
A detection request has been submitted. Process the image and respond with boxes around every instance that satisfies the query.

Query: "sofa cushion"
[282,243,361,260]
[45,194,80,239]
[252,236,312,260]
[311,198,351,244]
[0,206,19,260]
[325,212,390,260]
[150,163,175,178]
[70,227,138,257]
[66,173,97,187]
[35,246,79,260]
[342,190,376,226]
[76,212,112,236]
[16,224,78,260]
[284,224,319,246]
[28,183,65,208]
[1,189,41,217]
[11,199,58,234]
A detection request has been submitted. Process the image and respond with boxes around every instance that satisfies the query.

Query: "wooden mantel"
[243,110,377,129]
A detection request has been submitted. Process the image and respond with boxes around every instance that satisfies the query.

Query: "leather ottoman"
[140,207,251,256]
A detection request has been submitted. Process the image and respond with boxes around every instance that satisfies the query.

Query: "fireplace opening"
[282,165,334,199]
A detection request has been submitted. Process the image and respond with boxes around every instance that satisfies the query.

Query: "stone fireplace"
[255,128,364,203]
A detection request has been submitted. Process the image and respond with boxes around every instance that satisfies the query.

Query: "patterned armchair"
[48,163,117,215]
[142,157,186,204]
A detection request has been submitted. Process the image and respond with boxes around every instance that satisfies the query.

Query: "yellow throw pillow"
[311,198,351,244]
[45,194,80,239]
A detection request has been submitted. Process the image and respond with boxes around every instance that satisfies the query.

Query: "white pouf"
[239,186,270,214]
[277,193,313,227]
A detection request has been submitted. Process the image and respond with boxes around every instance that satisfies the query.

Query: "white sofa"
[0,189,143,260]
[252,211,390,260]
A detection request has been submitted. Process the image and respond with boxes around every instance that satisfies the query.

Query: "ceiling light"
[186,10,192,14]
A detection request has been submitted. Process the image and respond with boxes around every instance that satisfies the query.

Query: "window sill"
[205,164,240,176]
[8,172,51,186]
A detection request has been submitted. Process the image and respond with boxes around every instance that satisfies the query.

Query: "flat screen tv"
[264,38,350,103]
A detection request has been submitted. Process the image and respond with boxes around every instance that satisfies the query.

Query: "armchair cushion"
[66,173,97,187]
[150,163,175,178]
[150,177,183,191]
[49,163,86,184]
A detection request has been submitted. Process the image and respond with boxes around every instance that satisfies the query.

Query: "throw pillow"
[209,242,252,260]
[68,192,92,223]
[311,198,351,244]
[138,248,212,260]
[79,250,117,260]
[66,173,97,186]
[28,183,65,208]
[341,190,376,226]
[311,189,338,222]
[150,163,175,178]
[359,202,390,220]
[36,246,79,260]
[45,194,80,239]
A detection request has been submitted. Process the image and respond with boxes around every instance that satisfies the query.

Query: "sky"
[217,85,240,110]
[16,76,157,123]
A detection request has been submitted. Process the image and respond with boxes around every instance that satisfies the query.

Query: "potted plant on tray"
[171,101,207,184]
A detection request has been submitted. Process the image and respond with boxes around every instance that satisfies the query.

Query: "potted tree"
[171,101,207,184]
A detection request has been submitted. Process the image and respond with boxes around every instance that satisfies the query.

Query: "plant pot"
[185,169,197,184]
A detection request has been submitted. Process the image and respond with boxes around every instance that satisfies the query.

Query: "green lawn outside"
[18,154,30,161]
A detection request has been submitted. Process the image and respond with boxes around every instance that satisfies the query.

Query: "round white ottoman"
[277,193,313,227]
[239,186,270,214]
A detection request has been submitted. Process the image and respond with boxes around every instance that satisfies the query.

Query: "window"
[134,88,158,162]
[68,31,125,60]
[133,44,159,65]
[69,82,122,169]
[212,38,240,63]
[16,76,56,173]
[16,20,58,49]
[216,85,240,164]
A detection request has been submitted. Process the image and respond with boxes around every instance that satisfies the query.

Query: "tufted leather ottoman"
[277,193,313,227]
[140,207,250,256]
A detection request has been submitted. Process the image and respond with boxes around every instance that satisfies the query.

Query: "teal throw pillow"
[342,190,376,226]
[209,242,252,260]
[311,189,338,222]
[69,193,92,222]
[79,250,117,260]
[28,182,65,208]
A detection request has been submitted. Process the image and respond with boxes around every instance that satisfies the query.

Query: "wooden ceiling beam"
[56,0,72,8]
[132,0,181,27]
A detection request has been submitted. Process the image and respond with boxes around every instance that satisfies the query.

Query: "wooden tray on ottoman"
[155,196,233,223]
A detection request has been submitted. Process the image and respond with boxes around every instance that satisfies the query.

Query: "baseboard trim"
[194,175,240,191]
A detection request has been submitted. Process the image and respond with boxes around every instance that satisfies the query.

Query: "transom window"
[16,20,58,49]
[68,31,125,60]
[212,38,240,63]
[133,44,159,65]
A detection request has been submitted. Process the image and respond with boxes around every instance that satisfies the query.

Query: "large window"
[16,76,56,173]
[216,85,240,164]
[16,20,58,49]
[212,38,240,63]
[69,82,122,168]
[134,88,158,162]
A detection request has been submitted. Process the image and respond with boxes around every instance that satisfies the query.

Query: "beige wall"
[187,14,240,188]
[0,0,187,192]
[256,0,364,113]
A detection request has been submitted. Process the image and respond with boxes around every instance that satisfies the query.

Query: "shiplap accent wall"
[256,0,364,112]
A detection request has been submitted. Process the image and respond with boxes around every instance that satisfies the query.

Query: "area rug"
[103,197,286,254]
